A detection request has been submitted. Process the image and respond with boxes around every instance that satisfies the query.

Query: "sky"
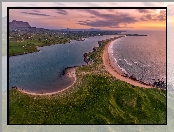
[3,2,174,30]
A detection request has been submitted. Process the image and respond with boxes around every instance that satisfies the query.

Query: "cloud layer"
[77,9,137,28]
[21,12,50,16]
[55,9,68,15]
[8,8,166,30]
[32,10,40,13]
[139,9,166,22]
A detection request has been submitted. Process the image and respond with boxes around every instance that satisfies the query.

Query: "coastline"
[16,67,77,96]
[9,36,167,124]
[102,38,154,88]
[14,36,155,96]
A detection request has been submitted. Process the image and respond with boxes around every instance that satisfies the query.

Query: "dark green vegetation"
[9,33,71,56]
[9,29,118,56]
[9,38,166,124]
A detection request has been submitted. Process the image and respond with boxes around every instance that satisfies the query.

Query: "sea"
[109,30,166,85]
[8,30,166,93]
[9,35,117,93]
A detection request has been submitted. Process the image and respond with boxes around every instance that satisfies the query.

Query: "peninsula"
[9,20,123,56]
[9,36,166,124]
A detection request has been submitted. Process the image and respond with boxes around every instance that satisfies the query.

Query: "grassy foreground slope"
[9,37,166,124]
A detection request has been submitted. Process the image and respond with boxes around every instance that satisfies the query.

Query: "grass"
[9,33,88,56]
[9,37,71,56]
[9,41,38,56]
[9,37,166,124]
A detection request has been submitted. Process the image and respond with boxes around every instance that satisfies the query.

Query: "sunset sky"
[2,2,174,30]
[8,8,166,30]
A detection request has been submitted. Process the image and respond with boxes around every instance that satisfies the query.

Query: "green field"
[9,38,166,124]
[9,37,71,56]
[9,32,92,56]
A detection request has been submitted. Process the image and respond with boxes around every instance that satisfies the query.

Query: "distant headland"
[9,20,126,56]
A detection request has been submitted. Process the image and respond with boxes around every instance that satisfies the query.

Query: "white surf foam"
[124,59,132,66]
[108,38,129,75]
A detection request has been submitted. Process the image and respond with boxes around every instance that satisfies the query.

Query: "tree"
[38,38,41,42]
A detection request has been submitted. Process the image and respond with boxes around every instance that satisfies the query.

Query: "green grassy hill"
[9,37,166,124]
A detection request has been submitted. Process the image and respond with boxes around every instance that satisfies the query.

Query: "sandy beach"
[102,38,154,88]
[16,38,154,96]
[17,67,77,96]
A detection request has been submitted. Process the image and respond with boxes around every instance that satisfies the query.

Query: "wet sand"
[102,39,154,88]
[16,38,154,96]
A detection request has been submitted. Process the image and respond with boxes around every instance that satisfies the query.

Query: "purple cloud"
[140,9,166,21]
[78,19,134,28]
[21,12,50,16]
[56,9,68,15]
[137,9,157,14]
[32,10,40,13]
[77,9,137,28]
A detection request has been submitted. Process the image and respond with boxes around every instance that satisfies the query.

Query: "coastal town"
[9,20,149,57]
[9,20,166,91]
[9,20,125,56]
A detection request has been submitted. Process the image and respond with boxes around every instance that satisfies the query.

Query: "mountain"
[9,20,31,29]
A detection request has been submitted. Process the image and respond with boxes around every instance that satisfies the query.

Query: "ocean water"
[109,30,166,85]
[9,35,117,93]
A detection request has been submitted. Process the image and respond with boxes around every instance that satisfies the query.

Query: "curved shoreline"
[102,38,154,88]
[15,37,156,96]
[16,67,77,96]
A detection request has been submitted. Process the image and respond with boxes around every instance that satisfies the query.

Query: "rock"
[129,74,137,81]
[84,56,90,65]
[62,66,76,77]
[83,53,88,58]
[93,47,97,52]
[12,86,17,89]
[121,73,129,77]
